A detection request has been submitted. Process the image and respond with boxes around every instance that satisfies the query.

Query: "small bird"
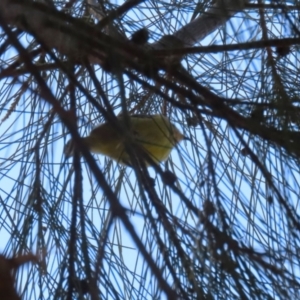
[64,114,185,166]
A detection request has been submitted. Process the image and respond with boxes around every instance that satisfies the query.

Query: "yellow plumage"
[64,114,184,166]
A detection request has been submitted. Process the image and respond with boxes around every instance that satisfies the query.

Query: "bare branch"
[174,0,247,46]
[0,0,247,66]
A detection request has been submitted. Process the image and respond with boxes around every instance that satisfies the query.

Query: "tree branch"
[0,0,247,65]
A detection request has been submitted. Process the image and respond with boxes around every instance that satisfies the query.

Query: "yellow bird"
[64,114,185,166]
